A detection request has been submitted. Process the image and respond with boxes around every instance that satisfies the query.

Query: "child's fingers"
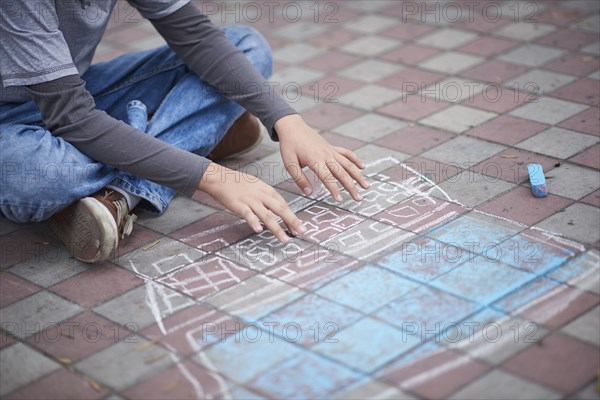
[239,206,263,233]
[252,204,290,244]
[335,152,370,190]
[311,163,342,202]
[285,159,314,196]
[333,146,365,169]
[329,160,362,202]
[266,197,306,236]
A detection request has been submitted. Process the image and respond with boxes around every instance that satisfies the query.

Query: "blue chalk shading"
[549,250,600,284]
[313,317,421,373]
[528,163,547,198]
[250,352,362,399]
[377,237,470,283]
[429,215,520,253]
[461,307,506,333]
[316,265,418,313]
[202,328,300,383]
[495,233,575,274]
[492,277,560,313]
[429,256,535,305]
[127,99,148,132]
[260,294,363,347]
[374,286,480,339]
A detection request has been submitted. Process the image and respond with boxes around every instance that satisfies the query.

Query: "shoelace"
[103,191,137,239]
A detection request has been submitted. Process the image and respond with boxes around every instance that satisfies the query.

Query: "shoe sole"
[49,197,118,263]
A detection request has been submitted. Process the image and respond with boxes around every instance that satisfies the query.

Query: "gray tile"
[341,36,400,57]
[516,127,598,159]
[449,369,561,400]
[75,339,174,392]
[536,203,600,244]
[505,70,576,95]
[540,162,599,200]
[561,305,600,346]
[345,14,398,34]
[578,13,600,33]
[498,44,564,67]
[246,152,291,185]
[9,247,90,287]
[424,78,486,103]
[419,52,484,74]
[422,136,505,165]
[589,70,600,80]
[333,379,416,400]
[339,60,402,83]
[0,291,82,338]
[581,41,600,55]
[452,317,548,365]
[549,250,600,295]
[205,274,304,321]
[271,23,328,41]
[416,28,478,49]
[493,22,556,41]
[273,42,324,64]
[117,237,205,278]
[436,172,516,208]
[323,220,414,261]
[342,0,391,11]
[573,382,600,400]
[94,285,194,330]
[420,105,497,133]
[509,97,587,125]
[333,114,407,141]
[338,85,403,111]
[270,66,325,86]
[283,93,319,113]
[0,343,60,396]
[560,0,600,11]
[353,144,411,177]
[136,196,215,234]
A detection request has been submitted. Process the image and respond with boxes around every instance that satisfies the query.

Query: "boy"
[0,0,369,262]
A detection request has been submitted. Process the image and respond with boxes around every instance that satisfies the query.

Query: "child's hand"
[275,114,370,202]
[197,163,306,243]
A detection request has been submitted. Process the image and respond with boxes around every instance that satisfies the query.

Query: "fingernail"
[297,224,307,234]
[356,193,363,201]
[282,236,290,244]
[335,194,343,202]
[303,187,312,196]
[364,181,371,188]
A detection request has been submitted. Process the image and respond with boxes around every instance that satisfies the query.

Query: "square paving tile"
[378,67,445,92]
[460,60,528,84]
[340,35,400,57]
[550,249,600,295]
[465,115,549,145]
[0,343,60,397]
[0,226,61,270]
[505,69,576,95]
[423,77,487,104]
[429,212,523,254]
[551,78,600,106]
[422,136,506,165]
[449,369,561,400]
[136,196,215,234]
[49,263,143,308]
[158,255,256,301]
[477,186,573,226]
[122,360,230,400]
[381,43,440,65]
[250,352,361,399]
[75,338,174,392]
[543,52,600,77]
[25,311,132,363]
[580,189,600,207]
[0,291,82,339]
[380,21,434,41]
[338,59,401,83]
[419,52,484,74]
[94,285,194,330]
[557,105,599,136]
[561,305,600,346]
[0,272,41,308]
[381,348,490,400]
[569,143,600,169]
[316,265,418,314]
[350,144,412,177]
[502,332,600,394]
[539,162,599,200]
[494,22,556,41]
[420,105,497,134]
[536,203,600,244]
[374,195,468,235]
[437,172,516,208]
[273,42,324,64]
[536,28,599,50]
[260,293,363,347]
[303,51,362,73]
[517,127,598,159]
[5,368,110,400]
[430,256,535,306]
[383,156,464,185]
[473,148,559,184]
[509,96,588,125]
[117,238,204,279]
[377,94,452,122]
[375,125,454,155]
[301,102,364,131]
[323,220,414,261]
[314,317,421,373]
[270,65,324,86]
[345,14,398,34]
[332,114,407,141]
[205,274,304,322]
[416,28,478,50]
[338,85,403,111]
[464,88,536,114]
[499,44,565,67]
[458,36,519,57]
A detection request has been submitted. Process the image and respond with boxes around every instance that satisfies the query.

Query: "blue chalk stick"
[528,163,547,198]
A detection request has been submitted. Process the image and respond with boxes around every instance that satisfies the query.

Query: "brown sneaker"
[208,112,262,161]
[49,189,137,263]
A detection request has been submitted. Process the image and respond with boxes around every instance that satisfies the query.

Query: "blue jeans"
[0,25,272,222]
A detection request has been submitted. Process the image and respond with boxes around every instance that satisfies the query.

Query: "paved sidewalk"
[1,1,599,399]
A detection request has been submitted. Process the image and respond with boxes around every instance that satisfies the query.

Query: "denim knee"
[222,25,273,79]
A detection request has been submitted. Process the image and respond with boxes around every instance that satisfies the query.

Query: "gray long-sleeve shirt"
[0,0,296,196]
